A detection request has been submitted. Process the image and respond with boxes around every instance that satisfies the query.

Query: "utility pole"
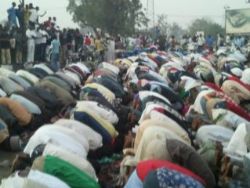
[152,0,155,26]
[146,0,155,27]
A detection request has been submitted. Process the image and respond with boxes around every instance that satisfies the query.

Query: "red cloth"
[205,82,223,92]
[208,91,250,121]
[84,37,91,46]
[227,76,250,91]
[136,160,206,186]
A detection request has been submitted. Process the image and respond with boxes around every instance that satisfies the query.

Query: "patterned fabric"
[156,168,204,188]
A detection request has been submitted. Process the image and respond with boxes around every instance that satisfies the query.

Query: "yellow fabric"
[134,118,191,152]
[95,39,104,52]
[79,108,118,138]
[83,83,115,104]
[222,80,250,104]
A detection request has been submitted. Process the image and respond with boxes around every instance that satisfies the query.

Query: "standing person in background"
[35,7,47,24]
[106,36,115,63]
[28,3,37,26]
[26,24,36,63]
[35,26,43,62]
[15,27,23,64]
[7,2,17,28]
[74,29,83,52]
[95,35,105,62]
[40,25,49,62]
[0,26,11,65]
[60,28,68,66]
[50,35,61,72]
[169,35,176,51]
[16,4,24,29]
[197,34,205,53]
[9,28,16,64]
[51,17,57,28]
[84,35,91,46]
[23,5,30,29]
[205,35,214,52]
[44,17,52,28]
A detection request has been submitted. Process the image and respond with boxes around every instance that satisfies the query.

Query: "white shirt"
[24,125,88,158]
[40,29,49,44]
[29,9,38,22]
[54,119,103,150]
[35,30,43,45]
[26,29,36,41]
[75,101,119,124]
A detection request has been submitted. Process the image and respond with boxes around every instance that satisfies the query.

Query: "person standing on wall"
[50,35,61,72]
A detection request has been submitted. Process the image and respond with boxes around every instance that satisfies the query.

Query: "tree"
[188,18,225,37]
[156,14,169,36]
[67,0,148,35]
[168,22,186,40]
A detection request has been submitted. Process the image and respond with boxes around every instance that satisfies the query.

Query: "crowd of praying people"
[1,2,250,188]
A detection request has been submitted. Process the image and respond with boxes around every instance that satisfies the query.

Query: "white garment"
[70,63,90,74]
[180,76,201,92]
[241,68,250,85]
[16,70,39,84]
[0,175,48,188]
[138,91,170,105]
[224,123,248,158]
[40,30,48,44]
[29,9,38,23]
[142,110,191,144]
[34,64,54,74]
[54,119,103,150]
[139,102,183,124]
[24,125,88,158]
[212,108,249,129]
[100,62,120,75]
[135,126,183,161]
[196,125,234,147]
[0,68,15,77]
[43,144,98,180]
[191,89,214,114]
[0,88,7,97]
[26,29,36,62]
[75,101,119,124]
[63,70,81,85]
[35,30,43,45]
[28,170,70,188]
[106,40,115,63]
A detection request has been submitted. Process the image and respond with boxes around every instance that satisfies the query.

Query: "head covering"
[136,160,205,185]
[180,76,201,92]
[166,139,216,187]
[143,168,204,188]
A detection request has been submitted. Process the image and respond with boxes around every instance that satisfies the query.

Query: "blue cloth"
[205,37,214,48]
[51,53,60,72]
[51,39,60,54]
[74,111,112,144]
[7,7,17,26]
[144,168,205,188]
[125,170,143,188]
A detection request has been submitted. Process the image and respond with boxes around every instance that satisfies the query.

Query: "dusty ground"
[0,151,17,180]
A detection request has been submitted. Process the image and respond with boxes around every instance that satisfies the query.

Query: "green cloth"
[43,155,100,188]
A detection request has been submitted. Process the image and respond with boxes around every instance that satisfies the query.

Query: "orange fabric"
[0,97,32,126]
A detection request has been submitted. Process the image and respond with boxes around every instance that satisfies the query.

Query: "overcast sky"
[1,0,250,28]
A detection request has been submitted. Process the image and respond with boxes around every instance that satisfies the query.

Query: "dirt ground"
[0,151,18,181]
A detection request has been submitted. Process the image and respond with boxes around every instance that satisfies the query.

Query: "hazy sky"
[1,0,250,28]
